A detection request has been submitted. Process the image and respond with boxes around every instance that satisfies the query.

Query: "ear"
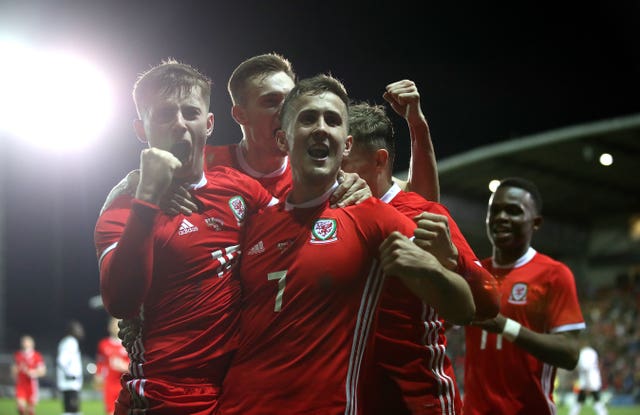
[343,135,353,157]
[206,113,214,137]
[275,129,289,153]
[231,105,248,125]
[374,148,389,171]
[133,119,147,143]
[532,215,543,231]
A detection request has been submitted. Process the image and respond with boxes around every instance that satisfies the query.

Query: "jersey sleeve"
[94,197,159,319]
[546,262,585,333]
[428,204,500,320]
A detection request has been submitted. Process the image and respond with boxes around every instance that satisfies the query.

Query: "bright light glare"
[599,152,613,166]
[0,39,114,153]
[488,179,501,193]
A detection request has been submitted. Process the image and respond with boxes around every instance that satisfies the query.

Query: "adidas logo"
[178,218,199,236]
[247,241,265,255]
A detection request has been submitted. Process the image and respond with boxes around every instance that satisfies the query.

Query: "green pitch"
[0,398,104,415]
[0,398,639,415]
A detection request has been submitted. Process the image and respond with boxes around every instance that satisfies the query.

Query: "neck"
[493,244,530,266]
[375,177,394,199]
[240,139,286,174]
[288,178,337,205]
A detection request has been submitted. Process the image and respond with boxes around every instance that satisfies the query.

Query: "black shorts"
[577,389,601,403]
[62,390,81,412]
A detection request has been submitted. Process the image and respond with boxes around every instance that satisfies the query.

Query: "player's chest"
[153,197,249,261]
[495,270,549,317]
[242,215,373,292]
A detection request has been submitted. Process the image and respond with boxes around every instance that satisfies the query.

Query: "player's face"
[486,186,540,253]
[237,71,294,156]
[341,143,378,196]
[137,87,213,180]
[280,92,352,185]
[21,336,34,351]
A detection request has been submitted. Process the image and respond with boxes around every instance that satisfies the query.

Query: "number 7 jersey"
[218,192,417,415]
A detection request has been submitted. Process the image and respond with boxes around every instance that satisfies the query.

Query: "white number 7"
[267,270,288,312]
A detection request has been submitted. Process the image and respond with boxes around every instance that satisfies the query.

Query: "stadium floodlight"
[0,38,114,153]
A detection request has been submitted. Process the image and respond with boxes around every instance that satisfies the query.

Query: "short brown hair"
[227,53,295,106]
[133,58,212,118]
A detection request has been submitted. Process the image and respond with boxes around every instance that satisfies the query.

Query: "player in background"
[343,100,499,414]
[57,320,85,415]
[95,317,129,415]
[217,74,475,415]
[12,335,46,415]
[569,339,608,415]
[461,177,586,415]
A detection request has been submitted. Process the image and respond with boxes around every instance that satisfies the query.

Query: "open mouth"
[307,144,329,160]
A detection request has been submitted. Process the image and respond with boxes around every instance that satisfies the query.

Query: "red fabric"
[218,198,416,415]
[463,251,585,415]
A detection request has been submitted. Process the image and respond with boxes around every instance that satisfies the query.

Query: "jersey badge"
[229,196,247,223]
[205,217,224,231]
[310,218,338,244]
[178,218,199,236]
[247,241,265,255]
[508,282,528,304]
[277,239,293,253]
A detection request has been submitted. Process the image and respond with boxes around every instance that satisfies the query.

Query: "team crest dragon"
[229,196,247,223]
[508,282,528,304]
[310,218,338,244]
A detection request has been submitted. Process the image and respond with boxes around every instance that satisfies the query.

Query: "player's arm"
[473,314,581,369]
[32,358,46,378]
[98,148,181,318]
[413,211,500,320]
[384,80,439,202]
[380,231,475,325]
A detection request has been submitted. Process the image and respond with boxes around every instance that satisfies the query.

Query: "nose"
[311,116,329,138]
[173,111,188,133]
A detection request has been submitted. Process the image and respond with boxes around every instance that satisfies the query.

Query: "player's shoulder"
[531,251,573,273]
[205,165,268,194]
[393,190,451,214]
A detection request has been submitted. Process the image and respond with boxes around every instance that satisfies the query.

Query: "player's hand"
[159,184,199,216]
[330,171,372,208]
[379,231,442,279]
[471,313,507,332]
[136,148,182,205]
[118,318,141,355]
[383,80,425,126]
[413,212,458,270]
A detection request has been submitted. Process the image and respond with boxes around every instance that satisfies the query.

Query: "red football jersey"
[14,350,44,403]
[218,188,417,415]
[205,144,292,199]
[95,166,274,412]
[367,184,499,415]
[463,248,586,415]
[96,336,129,412]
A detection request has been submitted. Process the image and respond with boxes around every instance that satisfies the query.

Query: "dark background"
[1,1,639,355]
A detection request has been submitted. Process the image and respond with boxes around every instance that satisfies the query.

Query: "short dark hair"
[497,177,543,214]
[133,58,212,118]
[280,74,349,129]
[228,52,295,106]
[348,102,396,171]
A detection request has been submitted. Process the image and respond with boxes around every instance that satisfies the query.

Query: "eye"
[324,112,342,127]
[182,107,201,121]
[298,111,317,125]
